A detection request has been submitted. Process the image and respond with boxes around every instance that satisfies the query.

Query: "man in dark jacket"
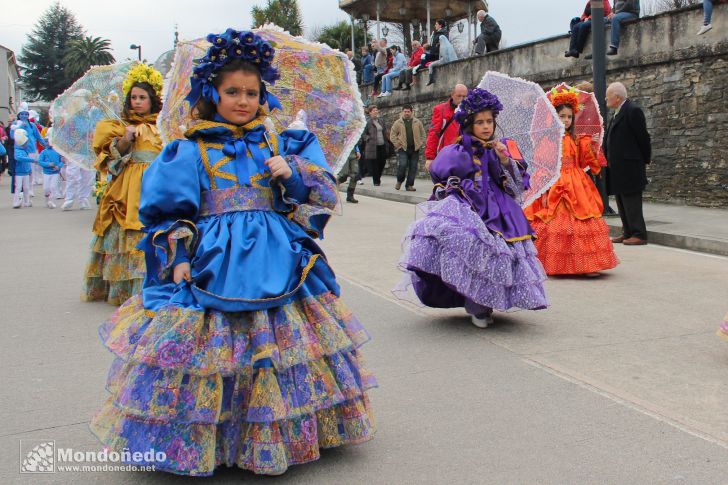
[605,82,651,245]
[473,3,502,55]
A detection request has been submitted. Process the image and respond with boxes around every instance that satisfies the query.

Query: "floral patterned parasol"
[157,25,366,174]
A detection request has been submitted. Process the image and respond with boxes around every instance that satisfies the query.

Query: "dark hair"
[555,104,576,137]
[462,110,498,142]
[123,82,162,118]
[402,104,413,111]
[366,104,378,114]
[435,19,446,28]
[193,59,263,121]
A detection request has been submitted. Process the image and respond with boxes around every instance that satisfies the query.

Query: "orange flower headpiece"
[548,86,581,114]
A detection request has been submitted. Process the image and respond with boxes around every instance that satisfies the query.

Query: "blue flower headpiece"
[453,87,504,129]
[185,28,282,112]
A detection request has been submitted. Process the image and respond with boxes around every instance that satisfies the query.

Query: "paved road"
[1,180,727,484]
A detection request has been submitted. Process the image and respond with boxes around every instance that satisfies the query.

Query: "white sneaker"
[381,91,392,97]
[23,201,32,208]
[697,24,712,35]
[357,180,364,185]
[12,203,21,209]
[470,313,494,329]
[79,198,91,210]
[30,191,35,197]
[47,200,57,209]
[62,200,74,211]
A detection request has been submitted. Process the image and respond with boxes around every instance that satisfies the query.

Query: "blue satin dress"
[90,116,376,476]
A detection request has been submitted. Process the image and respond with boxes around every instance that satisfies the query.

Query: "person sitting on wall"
[565,0,612,58]
[396,40,424,91]
[414,19,448,74]
[361,45,375,86]
[585,0,640,58]
[473,3,502,55]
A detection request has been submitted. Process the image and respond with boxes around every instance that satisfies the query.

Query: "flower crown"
[453,88,504,127]
[122,63,164,97]
[548,86,581,114]
[185,28,281,109]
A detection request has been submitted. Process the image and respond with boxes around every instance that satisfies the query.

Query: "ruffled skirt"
[82,220,145,305]
[530,203,619,275]
[89,292,376,476]
[718,313,728,343]
[394,196,548,312]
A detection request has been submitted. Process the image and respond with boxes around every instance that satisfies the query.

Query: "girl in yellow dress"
[82,64,164,305]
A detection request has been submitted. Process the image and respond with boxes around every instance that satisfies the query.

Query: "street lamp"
[382,25,389,38]
[457,21,464,33]
[129,44,142,61]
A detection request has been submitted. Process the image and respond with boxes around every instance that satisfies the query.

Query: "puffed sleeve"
[278,129,339,239]
[138,140,203,280]
[577,135,601,175]
[92,120,126,175]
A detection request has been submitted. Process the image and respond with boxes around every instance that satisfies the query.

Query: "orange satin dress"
[524,134,618,275]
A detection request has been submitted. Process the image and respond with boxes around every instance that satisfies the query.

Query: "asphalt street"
[1,180,727,484]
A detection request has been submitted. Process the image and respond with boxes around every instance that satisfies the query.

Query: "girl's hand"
[124,125,136,143]
[493,141,510,165]
[173,262,191,284]
[265,155,292,180]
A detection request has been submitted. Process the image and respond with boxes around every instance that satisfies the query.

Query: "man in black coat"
[605,82,651,245]
[473,3,502,55]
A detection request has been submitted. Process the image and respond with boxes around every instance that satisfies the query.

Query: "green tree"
[251,0,304,36]
[314,21,370,52]
[64,36,115,78]
[17,2,85,100]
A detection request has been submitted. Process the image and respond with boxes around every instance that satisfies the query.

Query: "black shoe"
[426,79,435,86]
[403,85,411,90]
[585,53,593,60]
[564,50,579,58]
[346,197,359,203]
[606,46,618,56]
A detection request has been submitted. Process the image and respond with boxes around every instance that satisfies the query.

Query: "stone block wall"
[360,4,728,207]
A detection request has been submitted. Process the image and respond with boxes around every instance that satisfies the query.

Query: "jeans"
[396,149,419,187]
[608,12,639,48]
[362,64,375,84]
[381,70,401,93]
[704,0,713,24]
[569,18,592,53]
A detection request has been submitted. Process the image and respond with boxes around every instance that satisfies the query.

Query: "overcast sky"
[2,0,589,63]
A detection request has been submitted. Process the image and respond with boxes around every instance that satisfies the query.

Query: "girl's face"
[216,70,261,125]
[558,106,574,131]
[472,110,495,141]
[369,107,379,118]
[129,87,152,116]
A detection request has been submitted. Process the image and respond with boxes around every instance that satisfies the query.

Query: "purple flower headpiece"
[185,28,282,111]
[453,87,504,129]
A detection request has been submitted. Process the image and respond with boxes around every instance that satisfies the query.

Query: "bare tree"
[643,0,700,15]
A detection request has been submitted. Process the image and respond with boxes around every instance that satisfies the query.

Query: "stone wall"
[363,4,728,207]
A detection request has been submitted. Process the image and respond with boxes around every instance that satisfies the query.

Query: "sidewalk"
[343,175,728,257]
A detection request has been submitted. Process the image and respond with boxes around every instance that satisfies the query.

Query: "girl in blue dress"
[90,28,376,476]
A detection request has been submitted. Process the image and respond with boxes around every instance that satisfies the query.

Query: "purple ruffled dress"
[395,139,548,314]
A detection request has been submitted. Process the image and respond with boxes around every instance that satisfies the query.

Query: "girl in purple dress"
[395,88,548,328]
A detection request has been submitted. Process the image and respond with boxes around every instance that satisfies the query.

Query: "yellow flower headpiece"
[548,86,582,114]
[122,63,164,97]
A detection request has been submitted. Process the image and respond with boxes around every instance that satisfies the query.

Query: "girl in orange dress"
[524,87,618,276]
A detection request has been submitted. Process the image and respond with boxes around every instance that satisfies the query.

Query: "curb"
[341,186,728,258]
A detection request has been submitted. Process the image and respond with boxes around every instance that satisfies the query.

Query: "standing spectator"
[586,0,640,58]
[415,19,448,74]
[346,49,362,85]
[379,46,407,97]
[605,82,651,245]
[361,46,374,85]
[397,40,424,90]
[426,35,458,86]
[473,4,502,55]
[390,105,427,191]
[338,145,361,203]
[425,83,468,169]
[565,1,612,58]
[698,0,715,35]
[362,104,390,186]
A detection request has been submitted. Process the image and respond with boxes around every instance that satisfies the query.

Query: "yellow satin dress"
[82,112,162,305]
